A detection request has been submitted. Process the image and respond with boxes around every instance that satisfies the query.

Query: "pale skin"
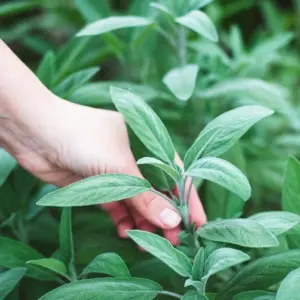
[0,40,206,245]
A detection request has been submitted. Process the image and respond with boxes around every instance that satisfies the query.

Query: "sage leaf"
[204,248,250,280]
[81,253,130,277]
[192,247,205,280]
[176,10,218,42]
[182,290,209,300]
[283,157,300,215]
[197,219,279,248]
[184,279,203,290]
[0,148,17,186]
[36,51,56,89]
[39,277,162,300]
[150,2,174,17]
[185,157,251,201]
[219,250,300,299]
[127,230,192,277]
[0,268,26,300]
[26,258,68,279]
[163,64,199,101]
[184,105,274,169]
[37,174,151,207]
[276,267,300,300]
[77,16,153,36]
[137,157,180,181]
[249,211,300,236]
[192,0,214,9]
[110,86,175,164]
[234,291,276,300]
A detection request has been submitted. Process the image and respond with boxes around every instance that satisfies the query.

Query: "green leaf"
[219,250,300,299]
[184,105,274,169]
[150,2,174,17]
[0,148,17,186]
[163,64,199,101]
[37,174,151,207]
[234,291,276,300]
[249,212,300,236]
[36,51,56,89]
[39,277,162,300]
[176,10,218,42]
[283,157,300,215]
[77,16,153,36]
[54,68,99,99]
[110,86,175,164]
[0,268,26,300]
[185,157,251,201]
[204,248,250,280]
[26,259,68,280]
[197,219,279,248]
[127,230,192,277]
[276,267,300,299]
[192,248,205,280]
[0,1,37,17]
[192,0,214,9]
[182,291,209,300]
[75,0,111,22]
[137,157,180,181]
[59,208,74,263]
[81,253,130,278]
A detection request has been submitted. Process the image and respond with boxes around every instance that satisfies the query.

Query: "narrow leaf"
[184,105,274,169]
[204,248,250,280]
[234,291,276,300]
[219,250,300,299]
[77,16,153,36]
[110,86,175,164]
[137,157,180,181]
[36,51,56,89]
[39,277,162,300]
[283,157,300,215]
[249,212,300,236]
[127,230,192,277]
[276,267,300,299]
[163,64,199,101]
[192,248,205,280]
[0,148,17,186]
[185,157,251,201]
[0,268,26,300]
[81,253,130,277]
[197,219,279,248]
[176,10,218,42]
[37,174,151,207]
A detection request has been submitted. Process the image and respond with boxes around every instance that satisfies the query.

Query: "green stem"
[159,290,182,299]
[186,178,194,206]
[178,26,187,65]
[151,189,178,209]
[69,262,78,282]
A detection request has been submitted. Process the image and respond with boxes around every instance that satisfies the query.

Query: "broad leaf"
[0,268,26,300]
[182,291,209,300]
[204,248,250,280]
[127,230,192,277]
[283,157,300,215]
[219,250,300,299]
[39,277,162,300]
[54,68,99,98]
[249,212,300,236]
[26,258,68,279]
[234,291,276,300]
[185,157,251,201]
[59,208,74,264]
[192,248,205,280]
[137,157,180,181]
[176,10,218,42]
[81,253,130,277]
[163,64,199,101]
[37,174,151,207]
[184,105,274,169]
[0,148,17,186]
[77,16,153,36]
[276,267,300,299]
[110,87,175,164]
[197,219,279,248]
[185,278,203,290]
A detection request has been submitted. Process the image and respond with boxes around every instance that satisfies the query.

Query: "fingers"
[101,202,134,238]
[163,227,181,246]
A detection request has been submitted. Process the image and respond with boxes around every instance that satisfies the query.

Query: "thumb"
[126,166,182,229]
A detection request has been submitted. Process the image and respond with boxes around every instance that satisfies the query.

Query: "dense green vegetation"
[2,0,300,299]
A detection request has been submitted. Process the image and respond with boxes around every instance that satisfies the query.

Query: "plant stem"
[69,262,78,282]
[178,26,187,65]
[151,189,178,209]
[159,291,182,299]
[187,178,194,206]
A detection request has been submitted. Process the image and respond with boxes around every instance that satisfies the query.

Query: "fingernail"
[160,209,181,228]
